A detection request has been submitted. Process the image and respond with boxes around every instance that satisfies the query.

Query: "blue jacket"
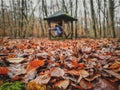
[54,26,62,35]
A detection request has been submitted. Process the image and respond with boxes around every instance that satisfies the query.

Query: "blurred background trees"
[0,0,120,38]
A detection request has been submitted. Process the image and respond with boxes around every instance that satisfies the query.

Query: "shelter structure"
[44,11,77,39]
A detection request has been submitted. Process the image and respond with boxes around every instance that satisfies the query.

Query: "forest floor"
[0,38,120,90]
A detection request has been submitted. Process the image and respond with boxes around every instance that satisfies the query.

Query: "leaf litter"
[0,38,120,90]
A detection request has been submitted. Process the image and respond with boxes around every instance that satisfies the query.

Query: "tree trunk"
[75,0,78,38]
[70,0,73,16]
[83,0,88,36]
[97,0,102,37]
[42,0,48,17]
[109,0,116,38]
[1,0,6,37]
[62,0,68,13]
[56,0,60,10]
[39,5,45,37]
[90,0,97,37]
[12,0,17,38]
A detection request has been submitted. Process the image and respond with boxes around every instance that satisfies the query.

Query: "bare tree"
[62,0,68,13]
[83,0,88,36]
[97,0,102,37]
[1,0,6,37]
[109,0,116,38]
[90,0,97,37]
[69,0,73,16]
[42,0,48,17]
[75,0,78,38]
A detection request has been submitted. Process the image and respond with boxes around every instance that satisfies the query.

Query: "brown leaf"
[31,73,51,85]
[50,67,65,77]
[79,69,89,78]
[7,57,25,63]
[85,74,101,82]
[109,61,120,69]
[80,79,93,89]
[54,79,70,89]
[66,69,79,76]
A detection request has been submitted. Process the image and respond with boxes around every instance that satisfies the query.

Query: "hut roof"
[44,11,77,22]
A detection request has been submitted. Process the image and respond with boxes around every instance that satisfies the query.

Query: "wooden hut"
[44,11,77,39]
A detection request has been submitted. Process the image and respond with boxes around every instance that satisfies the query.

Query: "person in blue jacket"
[49,23,63,37]
[54,24,63,36]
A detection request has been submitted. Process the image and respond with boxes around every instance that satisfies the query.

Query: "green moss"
[0,81,24,90]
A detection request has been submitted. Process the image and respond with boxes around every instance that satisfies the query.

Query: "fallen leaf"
[80,79,93,89]
[109,61,120,69]
[50,67,65,77]
[79,69,89,78]
[24,68,37,83]
[85,74,101,82]
[31,73,51,85]
[26,81,46,90]
[26,60,44,71]
[7,57,25,63]
[54,79,70,89]
[66,69,79,76]
[0,67,9,75]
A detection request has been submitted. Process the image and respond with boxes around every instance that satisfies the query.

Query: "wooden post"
[62,20,65,28]
[75,21,78,39]
[48,21,51,39]
[62,20,65,33]
[62,20,66,38]
[71,21,73,39]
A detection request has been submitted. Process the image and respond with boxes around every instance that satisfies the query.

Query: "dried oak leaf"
[7,53,16,58]
[8,64,26,78]
[115,50,120,55]
[7,57,25,63]
[93,78,116,90]
[50,67,65,77]
[84,73,101,82]
[26,60,44,71]
[66,69,79,76]
[26,81,46,90]
[23,49,34,54]
[79,69,89,78]
[31,73,51,85]
[109,61,120,69]
[82,47,92,54]
[0,67,9,75]
[77,70,89,83]
[24,68,37,83]
[54,79,70,89]
[80,79,93,89]
[65,60,85,69]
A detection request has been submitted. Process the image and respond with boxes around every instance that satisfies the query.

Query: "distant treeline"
[0,0,120,38]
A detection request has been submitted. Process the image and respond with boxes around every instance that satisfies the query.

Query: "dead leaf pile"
[0,38,120,90]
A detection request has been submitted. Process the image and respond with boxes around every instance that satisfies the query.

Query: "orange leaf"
[27,60,44,71]
[12,76,19,81]
[109,61,120,69]
[66,70,79,76]
[78,63,85,69]
[71,60,78,66]
[0,67,9,75]
[30,60,44,67]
